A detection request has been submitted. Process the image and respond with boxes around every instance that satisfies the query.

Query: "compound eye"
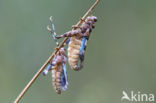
[94,18,97,22]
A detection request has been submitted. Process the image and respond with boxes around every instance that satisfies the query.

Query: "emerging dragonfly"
[43,17,68,94]
[55,16,97,71]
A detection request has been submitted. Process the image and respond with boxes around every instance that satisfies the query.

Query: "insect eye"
[94,18,97,22]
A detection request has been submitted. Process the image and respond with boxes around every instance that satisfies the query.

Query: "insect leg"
[55,29,80,39]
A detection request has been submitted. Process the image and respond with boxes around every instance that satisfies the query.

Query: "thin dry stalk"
[14,0,101,103]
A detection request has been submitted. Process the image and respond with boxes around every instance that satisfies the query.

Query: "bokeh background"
[0,0,156,103]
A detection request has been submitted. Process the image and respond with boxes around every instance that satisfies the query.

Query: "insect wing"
[60,63,68,91]
[42,64,53,76]
[80,37,87,54]
[79,37,87,62]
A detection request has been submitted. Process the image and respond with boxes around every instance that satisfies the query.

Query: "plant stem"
[14,0,101,103]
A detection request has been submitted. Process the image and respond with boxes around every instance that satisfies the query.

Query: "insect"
[55,16,97,71]
[43,17,68,94]
[42,15,97,94]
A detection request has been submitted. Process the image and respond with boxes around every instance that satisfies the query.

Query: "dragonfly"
[55,16,97,71]
[42,16,97,94]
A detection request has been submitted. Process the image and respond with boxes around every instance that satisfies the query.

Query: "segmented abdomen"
[51,64,68,94]
[68,36,83,71]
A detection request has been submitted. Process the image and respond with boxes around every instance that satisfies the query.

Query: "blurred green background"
[0,0,156,103]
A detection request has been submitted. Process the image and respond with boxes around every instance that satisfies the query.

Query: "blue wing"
[80,37,87,54]
[42,64,53,76]
[60,64,68,91]
[79,37,87,61]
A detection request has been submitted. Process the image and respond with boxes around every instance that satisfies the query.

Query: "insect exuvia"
[55,16,97,71]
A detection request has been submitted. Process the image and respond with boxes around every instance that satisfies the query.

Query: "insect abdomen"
[68,36,83,71]
[51,64,68,94]
[51,65,62,94]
